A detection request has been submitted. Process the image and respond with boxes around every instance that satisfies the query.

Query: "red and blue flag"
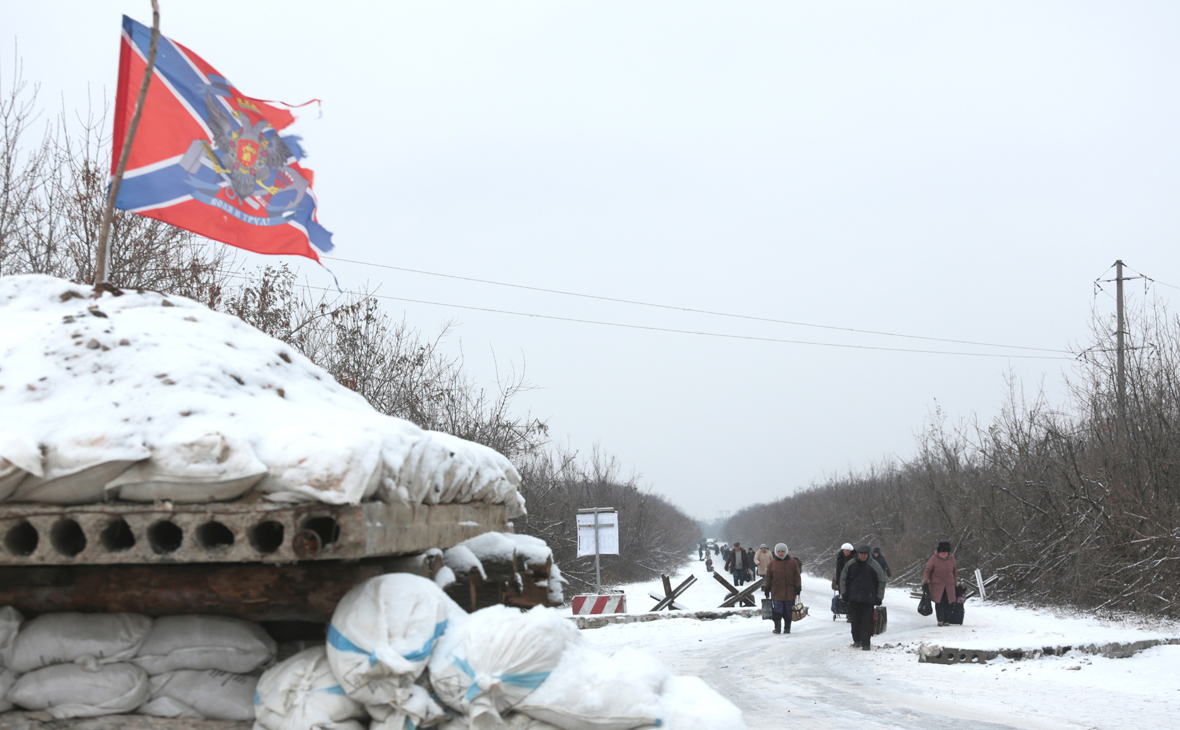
[112,15,332,261]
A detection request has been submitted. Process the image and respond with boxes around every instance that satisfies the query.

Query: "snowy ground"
[566,561,1180,729]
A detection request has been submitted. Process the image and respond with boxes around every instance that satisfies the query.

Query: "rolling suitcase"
[947,601,964,625]
[872,605,888,635]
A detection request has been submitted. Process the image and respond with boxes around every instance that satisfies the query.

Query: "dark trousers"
[733,569,745,587]
[848,602,875,645]
[934,589,951,623]
[771,604,793,633]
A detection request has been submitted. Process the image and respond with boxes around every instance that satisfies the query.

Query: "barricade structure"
[571,594,627,615]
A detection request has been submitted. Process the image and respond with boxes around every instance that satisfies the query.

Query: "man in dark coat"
[871,547,892,578]
[840,544,887,651]
[726,542,748,586]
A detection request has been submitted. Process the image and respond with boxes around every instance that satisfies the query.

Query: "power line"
[322,255,1068,355]
[266,275,1069,360]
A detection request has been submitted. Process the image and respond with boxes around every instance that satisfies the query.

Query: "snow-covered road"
[569,563,1180,729]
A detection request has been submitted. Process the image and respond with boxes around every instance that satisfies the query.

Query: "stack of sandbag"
[325,573,462,729]
[133,615,277,721]
[5,612,153,719]
[0,607,22,713]
[254,646,368,730]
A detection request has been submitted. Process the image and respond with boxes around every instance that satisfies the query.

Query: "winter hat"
[937,540,952,553]
[759,544,768,549]
[871,547,882,556]
[856,544,870,554]
[774,543,788,555]
[841,543,854,551]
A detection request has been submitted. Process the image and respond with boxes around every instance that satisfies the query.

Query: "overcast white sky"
[5,2,1180,519]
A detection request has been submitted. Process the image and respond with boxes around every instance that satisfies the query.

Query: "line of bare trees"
[1,58,700,597]
[727,303,1180,618]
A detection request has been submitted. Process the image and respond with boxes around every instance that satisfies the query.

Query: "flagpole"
[94,0,161,287]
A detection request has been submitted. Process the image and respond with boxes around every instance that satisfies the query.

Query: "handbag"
[917,585,933,616]
[791,602,808,621]
[761,598,773,619]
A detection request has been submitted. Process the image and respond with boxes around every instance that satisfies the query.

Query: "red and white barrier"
[571,594,627,615]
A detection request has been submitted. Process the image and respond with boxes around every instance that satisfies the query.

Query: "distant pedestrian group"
[710,534,962,650]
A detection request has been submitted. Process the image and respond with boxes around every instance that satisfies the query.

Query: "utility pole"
[1115,259,1126,425]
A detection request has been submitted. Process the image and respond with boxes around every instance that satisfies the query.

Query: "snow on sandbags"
[107,433,267,502]
[132,614,276,675]
[0,432,41,501]
[385,431,525,511]
[429,605,583,727]
[9,612,152,673]
[254,646,368,730]
[9,440,150,504]
[0,274,526,510]
[7,662,150,719]
[137,668,257,721]
[0,668,17,713]
[657,676,746,730]
[327,574,459,711]
[515,645,666,730]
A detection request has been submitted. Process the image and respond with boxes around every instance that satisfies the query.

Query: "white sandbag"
[429,605,583,727]
[10,612,153,673]
[657,676,746,730]
[138,668,257,721]
[327,574,459,708]
[108,433,267,502]
[8,661,150,719]
[0,605,24,668]
[254,424,384,504]
[133,614,276,675]
[366,682,447,730]
[0,431,42,501]
[516,645,666,730]
[253,646,368,730]
[0,668,17,713]
[9,436,149,504]
[438,713,563,730]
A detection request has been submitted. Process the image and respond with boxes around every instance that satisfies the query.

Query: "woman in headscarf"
[764,543,802,635]
[922,540,958,626]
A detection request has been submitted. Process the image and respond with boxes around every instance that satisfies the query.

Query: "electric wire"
[322,255,1068,355]
[235,270,1069,360]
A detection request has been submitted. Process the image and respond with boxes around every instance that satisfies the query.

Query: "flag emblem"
[112,16,332,261]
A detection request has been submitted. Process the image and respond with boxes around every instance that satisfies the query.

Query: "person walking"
[840,544,887,651]
[726,542,748,586]
[746,547,756,582]
[922,540,958,627]
[698,539,706,561]
[832,543,854,591]
[764,543,801,634]
[871,547,892,578]
[754,544,773,597]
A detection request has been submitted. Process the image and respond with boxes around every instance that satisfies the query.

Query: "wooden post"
[95,0,161,287]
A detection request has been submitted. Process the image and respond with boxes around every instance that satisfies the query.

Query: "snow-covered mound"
[0,275,524,512]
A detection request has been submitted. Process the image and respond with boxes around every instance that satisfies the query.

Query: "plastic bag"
[917,586,933,616]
